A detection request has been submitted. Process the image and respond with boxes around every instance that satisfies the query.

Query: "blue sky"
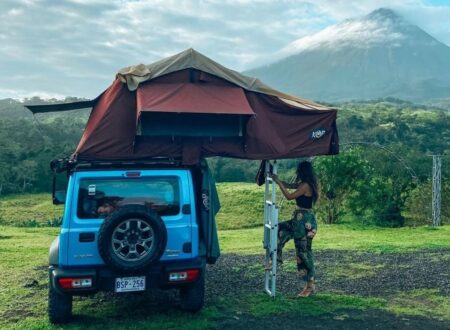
[1,0,449,100]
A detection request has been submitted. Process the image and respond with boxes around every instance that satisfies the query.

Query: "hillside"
[246,8,450,102]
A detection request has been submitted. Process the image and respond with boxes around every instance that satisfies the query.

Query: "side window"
[77,176,180,219]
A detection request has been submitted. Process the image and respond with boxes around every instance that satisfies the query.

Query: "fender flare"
[49,236,60,266]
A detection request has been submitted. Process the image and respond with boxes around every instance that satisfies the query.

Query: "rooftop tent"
[26,48,339,164]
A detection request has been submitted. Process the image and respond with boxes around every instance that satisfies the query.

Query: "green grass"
[388,289,450,321]
[326,262,385,280]
[0,226,217,329]
[0,193,63,227]
[0,227,58,329]
[219,225,450,254]
[223,290,450,322]
[243,292,386,317]
[215,183,294,230]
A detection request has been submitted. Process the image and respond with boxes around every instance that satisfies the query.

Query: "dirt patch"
[22,279,39,288]
[215,309,450,330]
[0,307,36,324]
[206,249,450,298]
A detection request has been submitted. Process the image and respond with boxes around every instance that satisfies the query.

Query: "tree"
[14,160,38,192]
[315,148,371,224]
[404,179,450,226]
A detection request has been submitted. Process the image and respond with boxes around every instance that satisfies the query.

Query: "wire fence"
[274,145,448,227]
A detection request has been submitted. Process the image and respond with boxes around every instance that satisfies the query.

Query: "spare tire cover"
[98,204,167,272]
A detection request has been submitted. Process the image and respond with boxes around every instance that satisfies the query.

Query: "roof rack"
[50,157,183,173]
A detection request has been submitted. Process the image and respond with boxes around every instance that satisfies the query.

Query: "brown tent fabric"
[75,49,338,164]
[136,83,255,115]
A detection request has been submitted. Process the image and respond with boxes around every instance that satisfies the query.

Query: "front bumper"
[49,258,205,295]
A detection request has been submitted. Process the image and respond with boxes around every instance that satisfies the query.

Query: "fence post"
[432,155,442,227]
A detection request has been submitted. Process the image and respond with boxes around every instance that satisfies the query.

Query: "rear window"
[77,176,180,219]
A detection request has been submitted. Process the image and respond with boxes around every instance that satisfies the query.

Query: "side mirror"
[52,165,68,205]
[53,190,66,205]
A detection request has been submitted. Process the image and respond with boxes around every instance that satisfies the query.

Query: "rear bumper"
[49,258,205,295]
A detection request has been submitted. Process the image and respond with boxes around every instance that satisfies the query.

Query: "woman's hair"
[296,161,320,204]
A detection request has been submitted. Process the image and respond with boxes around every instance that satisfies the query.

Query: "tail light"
[58,277,93,289]
[167,269,199,282]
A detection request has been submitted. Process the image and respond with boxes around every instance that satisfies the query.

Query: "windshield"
[77,176,180,219]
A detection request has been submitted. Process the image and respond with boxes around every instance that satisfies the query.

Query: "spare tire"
[98,205,167,272]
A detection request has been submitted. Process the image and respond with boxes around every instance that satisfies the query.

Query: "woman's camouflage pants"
[277,210,316,281]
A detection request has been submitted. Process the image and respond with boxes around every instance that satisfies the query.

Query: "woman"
[272,161,319,297]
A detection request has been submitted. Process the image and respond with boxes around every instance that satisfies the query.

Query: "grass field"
[0,193,63,227]
[0,187,449,329]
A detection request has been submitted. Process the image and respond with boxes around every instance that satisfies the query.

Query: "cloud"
[0,88,66,101]
[0,0,448,99]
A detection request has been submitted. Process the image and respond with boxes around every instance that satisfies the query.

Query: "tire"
[48,284,72,324]
[98,204,167,272]
[180,268,205,313]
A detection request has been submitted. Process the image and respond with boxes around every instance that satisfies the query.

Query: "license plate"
[115,276,146,293]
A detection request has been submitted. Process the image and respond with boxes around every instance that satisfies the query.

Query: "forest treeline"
[0,97,448,227]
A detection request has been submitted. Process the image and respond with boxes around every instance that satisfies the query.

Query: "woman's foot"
[297,281,316,297]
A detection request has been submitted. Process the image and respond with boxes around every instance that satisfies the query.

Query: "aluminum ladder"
[263,160,279,297]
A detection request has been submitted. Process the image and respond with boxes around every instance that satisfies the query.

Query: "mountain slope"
[246,8,450,102]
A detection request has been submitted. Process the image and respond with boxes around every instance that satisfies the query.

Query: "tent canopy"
[136,82,255,115]
[26,48,339,164]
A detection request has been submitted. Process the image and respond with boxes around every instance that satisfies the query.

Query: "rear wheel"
[180,268,205,312]
[48,284,72,324]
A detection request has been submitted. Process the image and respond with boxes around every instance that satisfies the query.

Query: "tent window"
[138,112,247,137]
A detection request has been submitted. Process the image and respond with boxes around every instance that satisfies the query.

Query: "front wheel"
[179,268,205,313]
[48,284,72,324]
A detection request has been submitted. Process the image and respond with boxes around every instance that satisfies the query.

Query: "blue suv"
[48,160,218,323]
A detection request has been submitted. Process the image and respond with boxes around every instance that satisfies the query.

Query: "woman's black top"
[296,195,313,209]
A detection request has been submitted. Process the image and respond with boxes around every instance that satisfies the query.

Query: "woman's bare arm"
[280,180,298,189]
[273,175,308,200]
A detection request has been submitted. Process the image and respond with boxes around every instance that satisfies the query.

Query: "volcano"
[246,8,450,102]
